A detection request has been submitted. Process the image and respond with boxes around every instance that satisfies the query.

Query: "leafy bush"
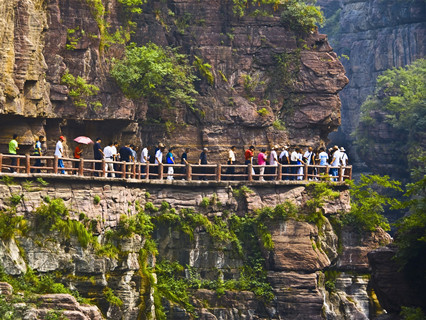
[103,287,123,307]
[93,195,101,205]
[0,208,27,241]
[193,56,214,86]
[342,175,402,232]
[400,307,426,320]
[280,0,324,33]
[61,71,101,109]
[355,59,426,175]
[110,43,198,109]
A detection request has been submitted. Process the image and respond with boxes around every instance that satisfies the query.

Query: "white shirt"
[304,150,313,165]
[228,149,236,162]
[155,149,163,164]
[141,147,149,163]
[341,152,348,166]
[279,150,289,161]
[55,141,63,157]
[290,151,298,162]
[331,150,341,166]
[103,146,114,159]
[269,150,278,166]
[319,152,328,165]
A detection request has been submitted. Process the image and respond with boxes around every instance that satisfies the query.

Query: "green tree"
[280,0,324,33]
[342,175,402,232]
[356,59,426,175]
[110,43,198,109]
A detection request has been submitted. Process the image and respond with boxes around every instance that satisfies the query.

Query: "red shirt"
[245,149,254,161]
[74,146,82,159]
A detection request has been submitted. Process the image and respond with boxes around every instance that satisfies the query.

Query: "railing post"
[16,157,20,173]
[122,161,126,178]
[338,166,343,182]
[304,164,308,181]
[158,163,163,180]
[248,164,253,182]
[102,159,106,177]
[146,162,150,180]
[217,164,221,182]
[326,165,330,180]
[186,164,192,181]
[349,166,352,181]
[79,158,84,176]
[26,154,31,174]
[54,156,58,174]
[132,162,136,179]
[0,153,3,172]
[278,164,282,181]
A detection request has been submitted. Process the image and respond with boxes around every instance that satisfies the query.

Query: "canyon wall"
[0,175,391,319]
[318,0,426,167]
[0,0,347,162]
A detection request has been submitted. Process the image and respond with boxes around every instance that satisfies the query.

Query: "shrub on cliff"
[280,0,323,33]
[110,43,198,109]
[355,59,426,176]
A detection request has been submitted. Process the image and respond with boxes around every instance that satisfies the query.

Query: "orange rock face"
[0,0,347,162]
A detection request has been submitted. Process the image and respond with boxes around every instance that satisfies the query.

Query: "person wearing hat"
[340,147,348,179]
[55,136,66,174]
[329,145,341,181]
[269,145,278,180]
[279,145,290,180]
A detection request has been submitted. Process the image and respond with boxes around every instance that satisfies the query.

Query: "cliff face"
[0,0,347,161]
[318,0,426,166]
[0,176,391,319]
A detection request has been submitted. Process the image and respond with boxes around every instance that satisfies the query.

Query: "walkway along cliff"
[0,174,390,319]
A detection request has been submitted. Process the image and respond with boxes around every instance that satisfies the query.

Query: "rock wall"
[0,175,392,319]
[318,0,426,167]
[0,0,347,162]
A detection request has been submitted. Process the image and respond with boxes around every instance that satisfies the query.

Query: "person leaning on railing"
[31,135,45,173]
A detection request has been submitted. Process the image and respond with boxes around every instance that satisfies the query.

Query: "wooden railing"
[0,154,352,182]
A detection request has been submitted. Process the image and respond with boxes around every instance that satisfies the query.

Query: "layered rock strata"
[0,175,391,319]
[0,0,347,162]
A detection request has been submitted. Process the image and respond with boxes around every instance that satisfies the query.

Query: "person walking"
[290,147,298,180]
[73,143,83,174]
[340,147,348,179]
[140,145,150,178]
[225,146,236,180]
[55,136,66,174]
[8,134,19,173]
[279,145,290,180]
[198,148,208,180]
[93,138,104,177]
[155,143,165,178]
[269,145,278,180]
[166,147,175,180]
[180,148,189,179]
[103,142,115,177]
[303,147,314,180]
[330,146,341,181]
[244,146,255,179]
[296,148,305,180]
[119,143,134,178]
[258,148,267,181]
[32,135,44,173]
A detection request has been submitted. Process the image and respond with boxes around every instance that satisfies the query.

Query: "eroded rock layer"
[0,175,391,319]
[0,0,347,161]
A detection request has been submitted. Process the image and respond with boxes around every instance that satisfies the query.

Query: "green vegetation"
[66,27,83,50]
[61,71,102,109]
[356,59,426,175]
[103,287,123,306]
[272,119,286,130]
[193,56,214,86]
[342,175,402,232]
[117,0,145,14]
[280,0,323,33]
[257,107,269,116]
[93,195,101,205]
[400,307,426,320]
[110,43,198,109]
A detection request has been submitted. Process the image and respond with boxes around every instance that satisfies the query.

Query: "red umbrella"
[74,136,94,145]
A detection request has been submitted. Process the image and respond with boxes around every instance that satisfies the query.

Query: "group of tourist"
[6,134,349,181]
